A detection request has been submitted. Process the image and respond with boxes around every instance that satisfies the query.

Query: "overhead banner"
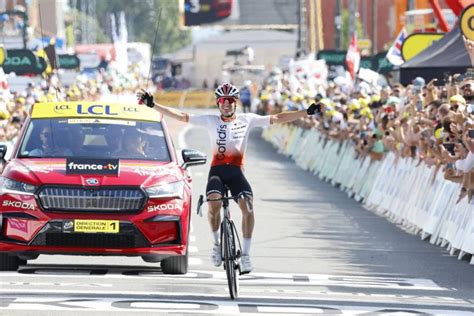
[401,33,444,62]
[179,0,297,29]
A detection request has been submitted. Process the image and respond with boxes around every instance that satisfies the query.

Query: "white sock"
[212,230,219,245]
[242,238,251,256]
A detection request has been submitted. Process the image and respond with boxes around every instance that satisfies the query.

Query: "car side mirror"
[181,149,207,169]
[0,144,7,161]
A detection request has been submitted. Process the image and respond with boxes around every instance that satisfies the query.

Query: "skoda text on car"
[0,102,206,274]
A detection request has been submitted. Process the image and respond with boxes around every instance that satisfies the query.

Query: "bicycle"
[196,189,252,299]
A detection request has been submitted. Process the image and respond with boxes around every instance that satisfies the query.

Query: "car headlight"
[0,177,37,195]
[145,181,184,199]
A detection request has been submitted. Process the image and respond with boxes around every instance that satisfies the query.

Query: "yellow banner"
[401,33,444,62]
[154,90,216,108]
[31,102,162,121]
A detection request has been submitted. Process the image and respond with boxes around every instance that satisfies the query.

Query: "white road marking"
[0,270,445,290]
[0,295,471,315]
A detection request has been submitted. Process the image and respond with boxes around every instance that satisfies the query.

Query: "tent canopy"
[399,26,471,85]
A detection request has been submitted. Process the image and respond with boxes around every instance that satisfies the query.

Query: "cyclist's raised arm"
[269,102,321,124]
[270,109,307,124]
[137,88,189,123]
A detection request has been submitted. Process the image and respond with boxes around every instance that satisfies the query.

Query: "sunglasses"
[217,97,237,105]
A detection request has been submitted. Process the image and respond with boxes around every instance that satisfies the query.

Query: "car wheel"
[0,253,22,271]
[161,251,188,275]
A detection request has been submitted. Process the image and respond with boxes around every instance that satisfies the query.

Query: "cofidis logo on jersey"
[66,158,120,176]
[216,124,227,160]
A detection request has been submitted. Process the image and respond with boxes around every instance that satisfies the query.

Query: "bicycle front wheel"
[223,218,239,299]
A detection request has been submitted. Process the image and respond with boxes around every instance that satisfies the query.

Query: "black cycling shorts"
[206,165,253,198]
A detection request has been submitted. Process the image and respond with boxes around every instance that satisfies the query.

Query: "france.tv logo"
[66,158,120,175]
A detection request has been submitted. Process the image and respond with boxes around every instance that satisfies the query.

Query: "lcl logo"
[76,104,118,115]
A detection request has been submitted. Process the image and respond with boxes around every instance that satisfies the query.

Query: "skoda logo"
[86,178,99,185]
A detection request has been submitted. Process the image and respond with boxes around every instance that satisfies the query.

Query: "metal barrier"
[262,125,474,264]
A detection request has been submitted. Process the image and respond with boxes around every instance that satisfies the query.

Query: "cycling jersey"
[189,113,271,167]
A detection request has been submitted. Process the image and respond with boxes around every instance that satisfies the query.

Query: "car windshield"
[18,118,171,162]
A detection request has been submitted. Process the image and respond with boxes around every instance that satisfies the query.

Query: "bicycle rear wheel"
[222,218,239,299]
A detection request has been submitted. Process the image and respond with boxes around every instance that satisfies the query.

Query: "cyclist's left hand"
[136,89,154,108]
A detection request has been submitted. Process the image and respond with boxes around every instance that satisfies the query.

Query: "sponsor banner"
[31,102,161,122]
[66,158,120,176]
[58,54,80,69]
[2,49,44,75]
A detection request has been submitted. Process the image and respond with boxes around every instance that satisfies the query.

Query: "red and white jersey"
[189,113,271,167]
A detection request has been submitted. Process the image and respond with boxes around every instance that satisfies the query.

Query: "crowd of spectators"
[255,51,474,204]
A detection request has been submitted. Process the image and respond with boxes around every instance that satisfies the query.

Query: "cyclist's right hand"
[136,89,154,108]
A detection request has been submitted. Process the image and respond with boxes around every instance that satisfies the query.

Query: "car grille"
[38,187,146,212]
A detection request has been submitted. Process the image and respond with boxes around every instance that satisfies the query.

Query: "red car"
[0,102,206,274]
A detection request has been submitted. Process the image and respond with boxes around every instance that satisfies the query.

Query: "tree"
[94,0,191,55]
[341,9,363,50]
[66,9,109,44]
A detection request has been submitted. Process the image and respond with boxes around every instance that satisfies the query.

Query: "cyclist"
[137,84,319,273]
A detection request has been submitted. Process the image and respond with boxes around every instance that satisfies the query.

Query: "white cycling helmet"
[215,83,240,99]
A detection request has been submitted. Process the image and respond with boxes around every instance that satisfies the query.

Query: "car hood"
[3,159,184,187]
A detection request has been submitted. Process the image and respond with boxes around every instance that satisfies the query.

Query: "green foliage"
[94,0,191,55]
[67,9,109,44]
[341,9,363,50]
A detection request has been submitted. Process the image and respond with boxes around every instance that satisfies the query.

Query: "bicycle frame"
[196,190,246,299]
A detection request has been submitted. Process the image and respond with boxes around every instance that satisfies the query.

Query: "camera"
[469,129,474,138]
[443,143,455,155]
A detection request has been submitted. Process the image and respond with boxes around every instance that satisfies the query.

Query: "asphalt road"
[1,109,473,315]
